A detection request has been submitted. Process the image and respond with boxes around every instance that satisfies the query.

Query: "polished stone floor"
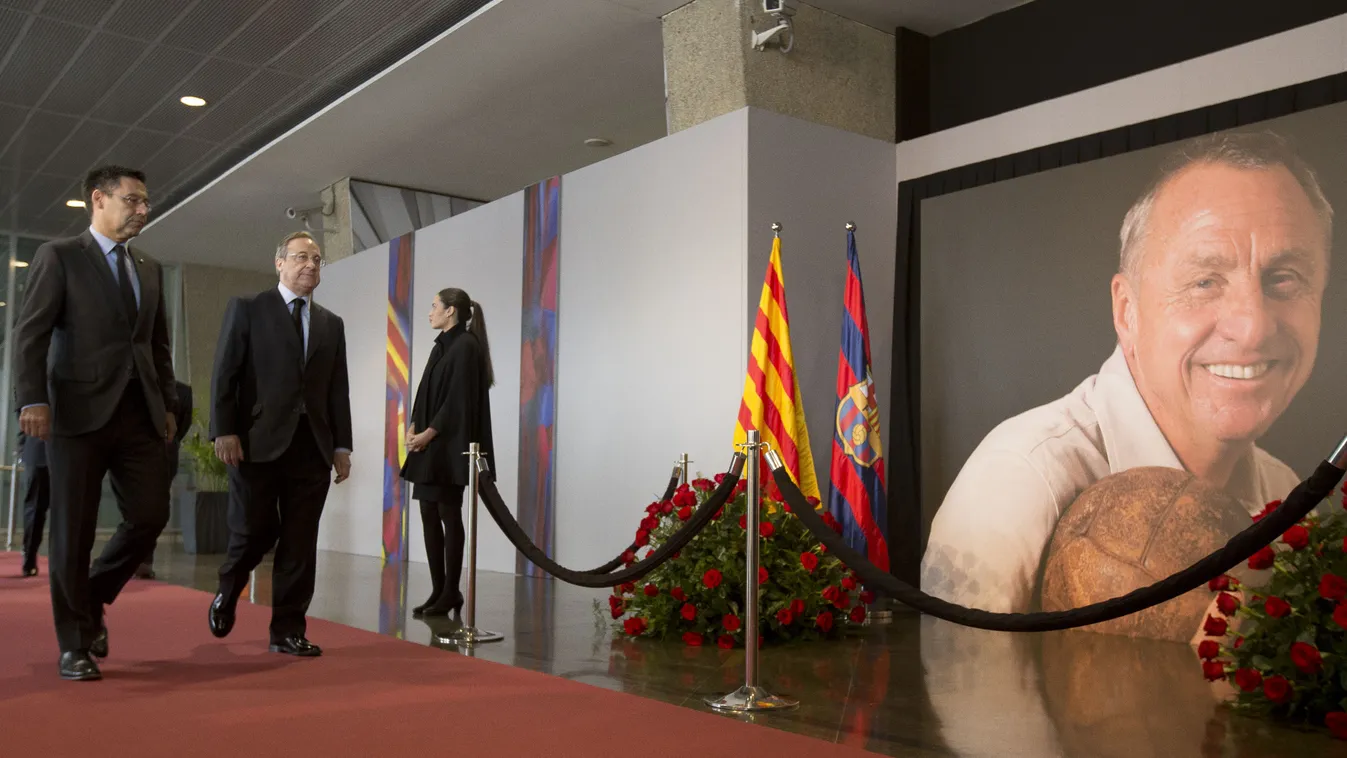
[8,537,1347,757]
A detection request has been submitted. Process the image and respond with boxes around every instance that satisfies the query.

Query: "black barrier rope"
[475,455,745,589]
[578,466,684,576]
[771,456,1346,633]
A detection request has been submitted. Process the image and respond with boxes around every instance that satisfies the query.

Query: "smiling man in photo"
[920,130,1332,614]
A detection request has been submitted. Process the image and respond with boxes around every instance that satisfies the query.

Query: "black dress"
[400,324,495,499]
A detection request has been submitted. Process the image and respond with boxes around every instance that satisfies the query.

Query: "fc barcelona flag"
[827,226,889,571]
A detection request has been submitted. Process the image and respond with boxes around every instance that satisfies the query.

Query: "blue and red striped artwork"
[517,177,561,577]
[382,233,414,567]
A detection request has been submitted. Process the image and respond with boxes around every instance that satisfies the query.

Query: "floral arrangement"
[609,474,873,648]
[1197,481,1347,740]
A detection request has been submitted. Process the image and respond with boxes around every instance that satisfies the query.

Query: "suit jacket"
[18,430,45,469]
[13,230,176,436]
[210,287,352,465]
[400,324,494,487]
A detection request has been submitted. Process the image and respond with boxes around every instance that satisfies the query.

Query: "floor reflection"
[14,538,1347,757]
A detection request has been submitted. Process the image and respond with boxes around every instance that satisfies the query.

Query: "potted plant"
[179,411,230,554]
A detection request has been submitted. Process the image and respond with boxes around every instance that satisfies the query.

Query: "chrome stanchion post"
[5,460,18,549]
[705,431,798,712]
[678,453,692,487]
[446,442,503,645]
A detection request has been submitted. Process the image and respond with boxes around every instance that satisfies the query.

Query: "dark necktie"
[112,244,137,322]
[291,298,306,354]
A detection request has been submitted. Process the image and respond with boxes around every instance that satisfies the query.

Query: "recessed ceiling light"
[66,199,85,208]
[0,302,6,307]
[180,95,206,107]
[584,137,613,148]
[12,261,28,268]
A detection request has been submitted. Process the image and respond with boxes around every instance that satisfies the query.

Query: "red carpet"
[0,552,876,757]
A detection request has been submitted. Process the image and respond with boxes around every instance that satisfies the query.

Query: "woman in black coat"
[400,287,495,617]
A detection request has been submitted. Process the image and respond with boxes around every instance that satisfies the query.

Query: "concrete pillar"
[663,0,896,142]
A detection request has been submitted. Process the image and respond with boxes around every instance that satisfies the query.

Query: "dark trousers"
[217,420,331,642]
[47,387,169,653]
[22,463,49,565]
[418,485,466,608]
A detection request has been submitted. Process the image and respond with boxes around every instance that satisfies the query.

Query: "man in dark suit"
[133,379,193,580]
[208,231,352,657]
[18,429,48,577]
[14,165,178,681]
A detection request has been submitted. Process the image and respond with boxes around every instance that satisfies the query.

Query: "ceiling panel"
[137,57,255,133]
[40,118,129,177]
[0,109,80,170]
[97,45,206,125]
[102,0,196,41]
[160,0,269,54]
[182,68,306,143]
[216,0,345,65]
[102,128,175,172]
[40,32,132,115]
[38,0,113,27]
[15,171,76,219]
[140,136,217,187]
[270,0,421,78]
[0,16,87,106]
[0,6,26,52]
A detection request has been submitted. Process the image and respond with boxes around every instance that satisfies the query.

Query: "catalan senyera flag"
[826,227,889,571]
[734,233,821,502]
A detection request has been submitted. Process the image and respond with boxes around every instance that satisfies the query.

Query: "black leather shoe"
[59,651,102,681]
[208,593,235,639]
[269,636,322,657]
[134,564,156,580]
[90,621,109,659]
[21,563,38,577]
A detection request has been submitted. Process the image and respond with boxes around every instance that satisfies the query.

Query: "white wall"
[746,108,898,490]
[314,242,390,558]
[407,195,525,574]
[898,13,1347,180]
[553,108,751,570]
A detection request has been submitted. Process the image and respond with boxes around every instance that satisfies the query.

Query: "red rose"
[660,501,674,515]
[673,489,696,508]
[849,605,866,623]
[800,552,819,571]
[822,586,841,603]
[1208,575,1233,592]
[790,598,805,616]
[776,608,794,625]
[610,606,622,619]
[677,505,691,521]
[1234,667,1262,692]
[717,635,734,649]
[682,631,703,647]
[621,550,636,566]
[1197,640,1220,660]
[816,610,834,633]
[702,569,723,589]
[1202,616,1228,636]
[692,478,714,491]
[671,587,685,601]
[672,551,680,560]
[1233,636,1244,649]
[760,522,775,538]
[635,529,650,547]
[758,566,769,585]
[1247,546,1276,570]
[623,617,647,636]
[1290,642,1323,674]
[643,583,659,597]
[714,473,726,484]
[680,602,696,621]
[608,594,623,611]
[723,614,741,632]
[1343,535,1347,552]
[1264,596,1292,618]
[860,590,876,605]
[842,576,858,591]
[640,515,659,532]
[1335,602,1347,629]
[1216,592,1240,615]
[1263,675,1292,704]
[740,513,751,529]
[1282,525,1310,550]
[712,508,723,521]
[833,591,851,610]
[619,582,635,594]
[1201,661,1226,681]
[1325,712,1347,741]
[1252,500,1281,522]
[733,480,747,497]
[1320,573,1347,601]
[645,502,660,515]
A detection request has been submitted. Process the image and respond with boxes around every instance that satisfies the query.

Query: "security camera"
[285,207,298,219]
[763,0,797,16]
[751,0,796,53]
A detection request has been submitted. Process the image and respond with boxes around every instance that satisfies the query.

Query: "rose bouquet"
[1198,481,1347,739]
[610,474,873,648]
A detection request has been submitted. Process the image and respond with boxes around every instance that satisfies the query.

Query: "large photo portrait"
[915,103,1347,642]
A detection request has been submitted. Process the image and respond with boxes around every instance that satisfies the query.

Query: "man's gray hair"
[1118,130,1333,279]
[275,230,319,260]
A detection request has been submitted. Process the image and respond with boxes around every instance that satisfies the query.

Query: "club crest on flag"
[836,370,881,468]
